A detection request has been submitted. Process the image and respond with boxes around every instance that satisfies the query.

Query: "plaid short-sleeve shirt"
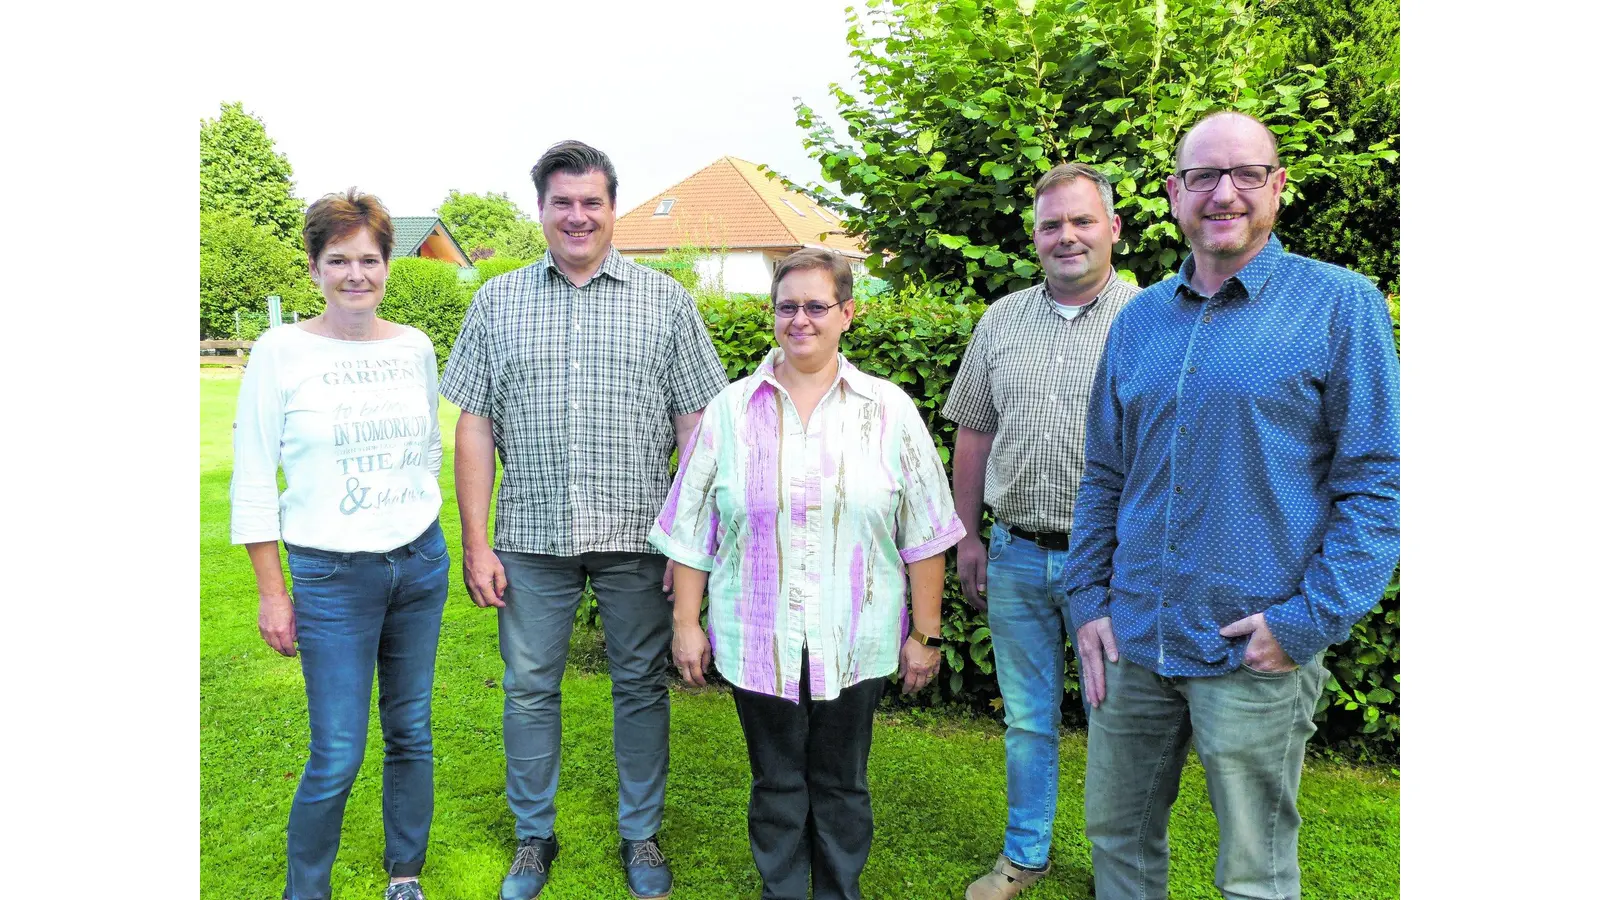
[942,273,1138,534]
[441,247,729,555]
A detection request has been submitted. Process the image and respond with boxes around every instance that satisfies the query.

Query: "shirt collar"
[1038,268,1122,315]
[541,246,629,284]
[751,347,873,404]
[1176,232,1284,302]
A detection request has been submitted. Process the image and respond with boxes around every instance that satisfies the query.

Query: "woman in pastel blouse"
[231,189,448,900]
[649,248,965,900]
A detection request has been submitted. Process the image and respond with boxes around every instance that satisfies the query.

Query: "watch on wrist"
[909,627,944,648]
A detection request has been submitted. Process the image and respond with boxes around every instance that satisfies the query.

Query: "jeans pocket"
[986,529,1011,562]
[416,530,449,563]
[287,553,343,585]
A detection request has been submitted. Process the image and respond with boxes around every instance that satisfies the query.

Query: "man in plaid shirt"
[441,140,727,900]
[942,163,1138,900]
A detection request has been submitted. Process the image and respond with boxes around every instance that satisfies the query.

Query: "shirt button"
[1168,542,1177,552]
[1057,355,1064,363]
[1179,425,1187,435]
[1162,600,1171,607]
[1188,366,1196,374]
[1043,433,1051,441]
[1203,314,1212,323]
[1174,485,1183,494]
[570,400,579,409]
[1049,394,1057,402]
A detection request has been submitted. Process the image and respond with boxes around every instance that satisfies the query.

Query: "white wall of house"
[624,250,775,294]
[625,249,867,295]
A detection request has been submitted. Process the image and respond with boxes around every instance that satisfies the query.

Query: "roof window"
[780,198,806,216]
[653,198,676,216]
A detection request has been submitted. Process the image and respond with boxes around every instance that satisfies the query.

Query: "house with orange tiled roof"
[612,156,868,294]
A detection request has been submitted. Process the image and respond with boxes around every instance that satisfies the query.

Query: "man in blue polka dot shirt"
[1061,112,1400,900]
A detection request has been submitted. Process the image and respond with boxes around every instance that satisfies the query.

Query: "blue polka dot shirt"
[1062,234,1400,675]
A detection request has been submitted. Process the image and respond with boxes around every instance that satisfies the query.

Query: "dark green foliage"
[436,190,524,256]
[792,0,1397,303]
[199,211,320,338]
[692,291,1400,754]
[381,258,473,373]
[199,102,305,248]
[482,219,548,261]
[1270,0,1400,291]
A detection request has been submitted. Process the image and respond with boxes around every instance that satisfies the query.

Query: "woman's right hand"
[259,592,297,657]
[672,619,712,687]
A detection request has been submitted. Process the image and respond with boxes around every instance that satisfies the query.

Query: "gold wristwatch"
[909,627,944,648]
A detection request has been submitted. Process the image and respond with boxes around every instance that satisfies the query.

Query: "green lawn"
[200,373,1398,899]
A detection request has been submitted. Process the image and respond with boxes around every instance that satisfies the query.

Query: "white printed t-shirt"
[230,323,444,553]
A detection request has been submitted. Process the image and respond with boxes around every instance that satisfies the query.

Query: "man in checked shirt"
[1063,112,1400,900]
[441,140,728,900]
[943,162,1139,900]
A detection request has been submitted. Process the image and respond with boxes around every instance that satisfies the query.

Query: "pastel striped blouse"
[649,349,965,702]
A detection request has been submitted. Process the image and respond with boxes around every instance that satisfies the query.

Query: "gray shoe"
[385,882,425,900]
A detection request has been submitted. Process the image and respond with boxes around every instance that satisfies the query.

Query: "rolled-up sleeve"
[663,287,729,416]
[440,290,493,418]
[894,394,966,563]
[230,343,285,545]
[941,313,998,432]
[648,396,723,571]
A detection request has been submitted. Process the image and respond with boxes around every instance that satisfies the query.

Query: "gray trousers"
[1085,654,1328,900]
[497,550,672,841]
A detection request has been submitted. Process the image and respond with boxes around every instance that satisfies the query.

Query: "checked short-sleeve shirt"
[440,247,728,556]
[942,273,1138,534]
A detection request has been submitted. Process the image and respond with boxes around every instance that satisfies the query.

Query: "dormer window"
[653,198,676,216]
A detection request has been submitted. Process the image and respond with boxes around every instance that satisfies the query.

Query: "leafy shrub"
[693,288,1398,754]
[473,256,534,282]
[792,0,1397,302]
[445,278,1400,754]
[381,258,473,373]
[199,210,319,338]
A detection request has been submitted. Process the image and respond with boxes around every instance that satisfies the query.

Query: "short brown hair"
[770,248,854,306]
[303,188,394,262]
[1033,162,1116,223]
[531,140,618,206]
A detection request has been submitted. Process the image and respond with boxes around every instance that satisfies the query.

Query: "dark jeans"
[282,520,450,900]
[497,550,673,841]
[731,654,887,900]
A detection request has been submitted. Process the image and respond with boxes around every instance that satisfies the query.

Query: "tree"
[792,0,1398,302]
[436,190,524,255]
[199,211,320,338]
[1270,0,1400,292]
[200,102,305,248]
[480,218,548,261]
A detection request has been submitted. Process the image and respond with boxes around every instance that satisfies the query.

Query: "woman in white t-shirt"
[231,189,448,900]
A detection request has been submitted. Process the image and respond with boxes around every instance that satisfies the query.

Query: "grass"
[200,374,1398,899]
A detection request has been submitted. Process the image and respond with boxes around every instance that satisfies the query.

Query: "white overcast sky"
[194,0,861,220]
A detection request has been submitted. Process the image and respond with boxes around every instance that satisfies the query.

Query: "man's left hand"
[899,639,941,694]
[662,563,675,598]
[1219,612,1295,673]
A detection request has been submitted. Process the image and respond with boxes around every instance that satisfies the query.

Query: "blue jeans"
[1084,655,1327,900]
[497,550,672,842]
[282,521,450,900]
[984,522,1090,869]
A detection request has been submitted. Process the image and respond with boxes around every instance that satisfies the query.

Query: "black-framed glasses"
[1176,164,1280,192]
[774,299,847,319]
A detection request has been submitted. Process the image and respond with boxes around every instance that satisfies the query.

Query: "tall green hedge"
[407,282,1399,755]
[381,258,473,373]
[694,290,1399,756]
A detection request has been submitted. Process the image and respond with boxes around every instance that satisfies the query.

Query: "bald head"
[1174,112,1280,171]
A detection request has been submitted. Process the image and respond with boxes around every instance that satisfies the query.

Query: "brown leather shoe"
[965,855,1050,900]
